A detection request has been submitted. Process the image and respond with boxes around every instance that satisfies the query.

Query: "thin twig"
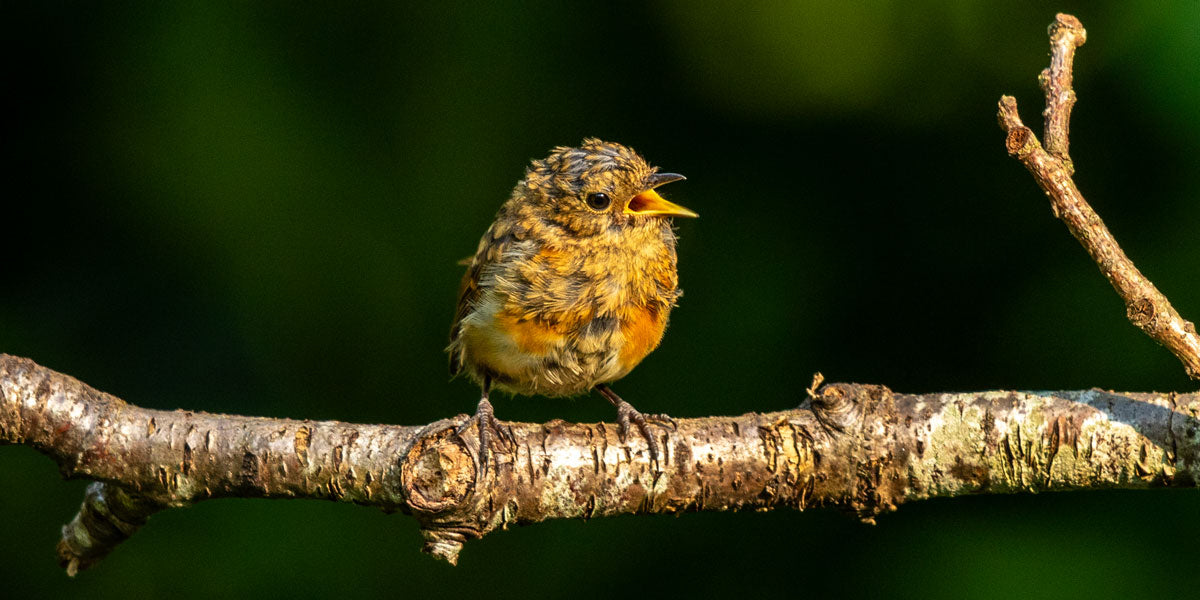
[998,13,1200,380]
[1040,14,1086,172]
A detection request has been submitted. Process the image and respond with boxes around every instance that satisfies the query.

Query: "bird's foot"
[612,400,676,466]
[594,384,675,465]
[456,397,516,479]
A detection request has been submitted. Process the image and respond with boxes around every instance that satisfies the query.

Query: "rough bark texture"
[2,354,1198,574]
[998,13,1200,379]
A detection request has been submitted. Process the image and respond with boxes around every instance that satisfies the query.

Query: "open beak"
[625,173,697,218]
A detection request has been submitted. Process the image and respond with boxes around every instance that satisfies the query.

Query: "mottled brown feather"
[447,139,690,396]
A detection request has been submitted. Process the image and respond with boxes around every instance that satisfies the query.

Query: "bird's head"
[514,138,696,237]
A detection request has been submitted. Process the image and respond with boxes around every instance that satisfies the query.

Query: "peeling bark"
[2,354,1196,574]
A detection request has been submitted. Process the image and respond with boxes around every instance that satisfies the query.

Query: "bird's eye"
[585,192,612,211]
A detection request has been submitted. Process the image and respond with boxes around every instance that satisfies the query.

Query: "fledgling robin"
[447,138,696,466]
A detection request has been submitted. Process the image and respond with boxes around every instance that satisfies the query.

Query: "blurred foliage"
[3,1,1198,598]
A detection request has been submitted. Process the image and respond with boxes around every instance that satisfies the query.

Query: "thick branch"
[3,354,1197,574]
[998,13,1200,379]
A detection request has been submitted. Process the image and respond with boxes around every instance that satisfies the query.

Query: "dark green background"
[4,1,1197,598]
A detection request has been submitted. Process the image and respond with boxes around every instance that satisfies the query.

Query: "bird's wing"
[448,219,525,376]
[448,253,485,376]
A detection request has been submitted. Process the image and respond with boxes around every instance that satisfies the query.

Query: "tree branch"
[998,13,1200,380]
[3,354,1197,575]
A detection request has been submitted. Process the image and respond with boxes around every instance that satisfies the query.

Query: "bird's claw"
[456,397,515,479]
[613,400,671,465]
[643,412,678,430]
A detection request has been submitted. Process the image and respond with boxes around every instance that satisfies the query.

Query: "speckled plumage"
[448,138,692,397]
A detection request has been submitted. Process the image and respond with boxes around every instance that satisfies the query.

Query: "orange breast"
[494,310,564,355]
[618,303,668,372]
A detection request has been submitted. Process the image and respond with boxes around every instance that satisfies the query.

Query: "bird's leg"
[594,384,675,464]
[456,378,515,478]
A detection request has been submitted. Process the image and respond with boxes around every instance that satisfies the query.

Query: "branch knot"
[1004,127,1036,159]
[400,425,476,513]
[811,383,896,438]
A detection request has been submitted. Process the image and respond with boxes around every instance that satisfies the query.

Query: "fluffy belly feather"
[457,292,654,397]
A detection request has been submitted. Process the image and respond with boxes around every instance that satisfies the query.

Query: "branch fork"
[997,13,1200,379]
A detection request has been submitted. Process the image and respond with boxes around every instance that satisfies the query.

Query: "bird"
[447,138,696,469]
